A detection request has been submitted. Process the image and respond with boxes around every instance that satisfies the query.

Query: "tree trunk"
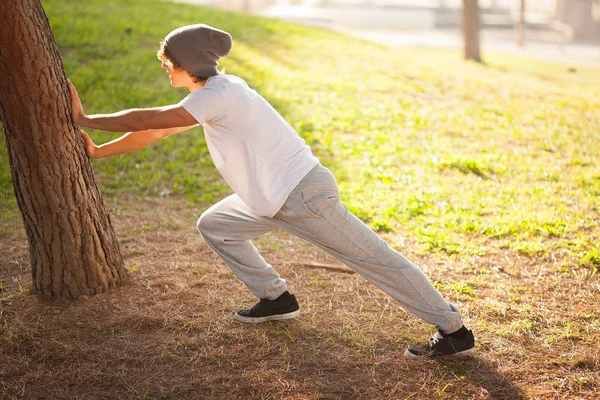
[0,0,127,299]
[463,0,482,62]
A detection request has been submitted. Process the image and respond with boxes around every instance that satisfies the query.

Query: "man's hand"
[68,80,86,125]
[79,129,97,158]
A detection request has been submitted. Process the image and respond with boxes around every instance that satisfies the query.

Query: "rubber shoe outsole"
[404,346,475,359]
[234,309,300,324]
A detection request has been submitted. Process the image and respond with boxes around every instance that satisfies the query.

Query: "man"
[69,24,475,358]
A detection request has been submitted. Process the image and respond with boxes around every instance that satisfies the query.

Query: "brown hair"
[156,42,210,84]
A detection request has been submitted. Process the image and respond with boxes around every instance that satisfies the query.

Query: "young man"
[69,24,475,358]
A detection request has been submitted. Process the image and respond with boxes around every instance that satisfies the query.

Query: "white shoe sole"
[404,346,475,359]
[234,309,300,324]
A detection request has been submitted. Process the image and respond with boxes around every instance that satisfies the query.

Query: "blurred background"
[183,0,600,65]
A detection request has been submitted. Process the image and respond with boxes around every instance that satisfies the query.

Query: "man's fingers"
[69,81,86,125]
[80,129,90,140]
[80,129,91,144]
[68,80,81,102]
[69,82,78,98]
[79,129,96,158]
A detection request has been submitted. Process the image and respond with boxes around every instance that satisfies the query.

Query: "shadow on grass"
[434,355,525,400]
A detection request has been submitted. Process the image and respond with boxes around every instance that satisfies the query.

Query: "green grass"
[1,0,599,266]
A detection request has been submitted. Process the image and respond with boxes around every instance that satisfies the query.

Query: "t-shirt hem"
[264,158,320,218]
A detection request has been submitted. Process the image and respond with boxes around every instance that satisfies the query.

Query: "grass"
[1,0,599,264]
[0,0,599,399]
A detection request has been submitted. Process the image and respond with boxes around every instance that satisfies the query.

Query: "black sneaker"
[235,291,300,324]
[404,326,475,359]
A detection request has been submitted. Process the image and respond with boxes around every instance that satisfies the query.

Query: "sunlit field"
[1,0,599,398]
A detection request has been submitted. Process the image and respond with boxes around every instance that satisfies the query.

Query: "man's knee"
[197,210,217,238]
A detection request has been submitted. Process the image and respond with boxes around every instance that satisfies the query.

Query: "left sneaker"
[404,326,475,359]
[235,291,300,324]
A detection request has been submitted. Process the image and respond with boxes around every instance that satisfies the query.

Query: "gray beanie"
[164,24,232,77]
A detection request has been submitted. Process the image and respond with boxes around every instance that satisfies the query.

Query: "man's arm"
[69,81,197,132]
[81,125,198,159]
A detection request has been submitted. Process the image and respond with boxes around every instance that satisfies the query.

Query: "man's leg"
[273,165,464,334]
[197,194,286,300]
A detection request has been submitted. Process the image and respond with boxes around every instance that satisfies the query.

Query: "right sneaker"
[235,291,300,324]
[404,326,475,359]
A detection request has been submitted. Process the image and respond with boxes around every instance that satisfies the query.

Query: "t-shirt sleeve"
[179,87,226,124]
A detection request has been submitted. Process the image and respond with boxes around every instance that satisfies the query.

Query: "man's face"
[161,60,191,88]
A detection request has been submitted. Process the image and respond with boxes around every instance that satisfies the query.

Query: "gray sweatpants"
[198,164,464,333]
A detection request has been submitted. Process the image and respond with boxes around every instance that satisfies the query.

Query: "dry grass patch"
[1,198,598,399]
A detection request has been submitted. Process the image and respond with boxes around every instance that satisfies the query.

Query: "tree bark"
[0,0,127,299]
[463,0,482,62]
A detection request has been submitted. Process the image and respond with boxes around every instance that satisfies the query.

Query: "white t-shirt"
[180,74,319,217]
